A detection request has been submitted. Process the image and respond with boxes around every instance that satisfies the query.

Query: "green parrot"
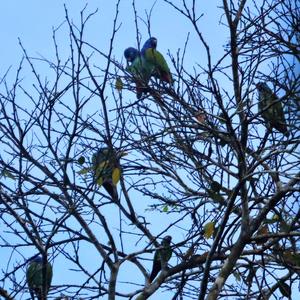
[92,147,124,200]
[26,256,52,300]
[256,82,289,136]
[124,47,153,99]
[141,37,173,84]
[149,235,172,282]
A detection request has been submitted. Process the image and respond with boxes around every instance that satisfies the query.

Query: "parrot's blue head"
[124,47,139,63]
[141,37,157,54]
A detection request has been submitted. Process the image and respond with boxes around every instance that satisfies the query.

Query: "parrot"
[124,47,153,99]
[256,82,289,136]
[92,147,125,200]
[149,235,172,282]
[141,37,173,84]
[26,256,53,300]
[124,47,140,65]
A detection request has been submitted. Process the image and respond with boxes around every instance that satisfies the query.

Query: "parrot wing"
[92,148,122,200]
[149,236,172,282]
[257,83,289,136]
[143,48,172,84]
[26,259,52,300]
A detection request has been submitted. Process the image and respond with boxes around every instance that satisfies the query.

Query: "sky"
[0,2,227,299]
[0,1,226,77]
[1,1,298,299]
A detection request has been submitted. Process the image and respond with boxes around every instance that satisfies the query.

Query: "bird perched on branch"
[124,47,140,64]
[256,82,289,136]
[124,47,153,99]
[141,37,173,84]
[92,147,125,200]
[149,235,172,282]
[26,256,52,300]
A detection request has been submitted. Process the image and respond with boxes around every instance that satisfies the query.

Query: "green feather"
[26,259,52,300]
[149,235,172,282]
[143,48,172,83]
[92,148,124,199]
[257,83,289,136]
[126,56,154,98]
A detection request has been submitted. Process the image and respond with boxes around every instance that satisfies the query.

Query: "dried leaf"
[115,77,123,92]
[204,221,215,239]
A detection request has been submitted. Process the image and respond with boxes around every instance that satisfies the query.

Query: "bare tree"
[0,1,299,299]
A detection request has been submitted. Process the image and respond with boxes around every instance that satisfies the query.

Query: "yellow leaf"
[115,77,123,92]
[112,168,121,185]
[204,222,215,239]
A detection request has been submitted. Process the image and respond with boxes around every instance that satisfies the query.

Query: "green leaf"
[162,205,169,212]
[112,168,121,185]
[204,222,215,239]
[77,156,85,165]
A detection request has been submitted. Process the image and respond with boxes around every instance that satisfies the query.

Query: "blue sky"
[0,1,226,76]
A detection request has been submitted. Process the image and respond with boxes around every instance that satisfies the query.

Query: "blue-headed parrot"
[141,37,173,84]
[149,235,172,282]
[256,82,289,136]
[26,256,52,300]
[92,147,125,200]
[124,47,140,65]
[124,47,153,99]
